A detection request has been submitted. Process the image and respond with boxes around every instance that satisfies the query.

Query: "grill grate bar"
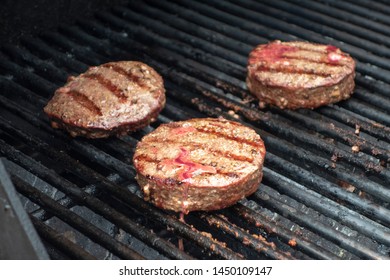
[41,32,108,67]
[265,155,390,247]
[353,87,390,117]
[121,2,255,56]
[322,0,390,24]
[318,106,390,143]
[202,214,303,260]
[249,183,387,259]
[148,0,292,47]
[264,137,390,223]
[2,45,67,84]
[297,0,390,36]
[165,0,298,43]
[342,99,390,127]
[267,0,390,48]
[233,203,357,260]
[8,170,145,260]
[30,216,97,260]
[102,8,247,66]
[274,109,389,163]
[22,37,87,74]
[30,185,99,222]
[355,74,390,100]
[0,53,57,96]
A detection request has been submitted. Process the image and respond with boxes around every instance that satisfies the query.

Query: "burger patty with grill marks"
[133,118,266,213]
[246,40,356,109]
[44,61,166,138]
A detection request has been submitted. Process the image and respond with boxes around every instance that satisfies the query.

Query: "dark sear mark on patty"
[101,63,148,89]
[61,89,103,116]
[83,72,127,101]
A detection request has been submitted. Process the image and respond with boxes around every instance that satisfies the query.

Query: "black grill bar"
[274,110,389,163]
[318,106,390,143]
[9,170,145,260]
[93,12,247,77]
[2,45,67,84]
[41,33,107,67]
[30,216,97,260]
[30,185,99,222]
[202,214,303,260]
[321,0,390,25]
[248,181,386,259]
[233,203,356,260]
[0,0,389,259]
[353,88,390,117]
[0,54,56,96]
[297,0,390,37]
[22,37,87,74]
[264,155,390,247]
[342,99,390,127]
[267,0,390,49]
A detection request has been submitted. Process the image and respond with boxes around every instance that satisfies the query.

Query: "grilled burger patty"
[44,61,166,138]
[133,118,266,213]
[247,40,356,109]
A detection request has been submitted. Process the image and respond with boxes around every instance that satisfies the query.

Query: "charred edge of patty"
[246,72,355,110]
[135,168,263,213]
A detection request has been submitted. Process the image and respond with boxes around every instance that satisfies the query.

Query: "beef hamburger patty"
[133,118,266,213]
[44,61,166,138]
[246,40,356,109]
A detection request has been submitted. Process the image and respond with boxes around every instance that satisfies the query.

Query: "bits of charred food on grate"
[133,118,266,214]
[246,40,356,110]
[44,61,166,138]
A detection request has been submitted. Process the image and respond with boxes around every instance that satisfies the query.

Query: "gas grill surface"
[0,0,389,260]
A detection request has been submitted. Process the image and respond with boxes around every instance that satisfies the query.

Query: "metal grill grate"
[0,0,389,259]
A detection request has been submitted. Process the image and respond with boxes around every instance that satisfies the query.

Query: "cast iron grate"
[0,0,389,259]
